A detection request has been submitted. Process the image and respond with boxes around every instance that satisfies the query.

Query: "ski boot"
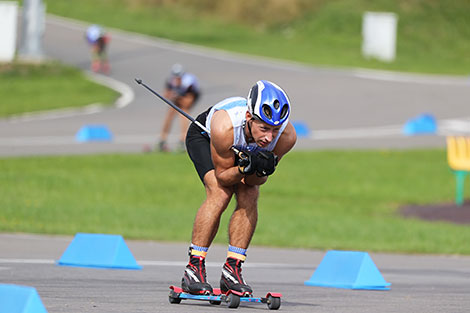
[220,257,253,296]
[181,255,213,295]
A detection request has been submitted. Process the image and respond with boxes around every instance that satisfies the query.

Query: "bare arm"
[273,121,297,160]
[163,88,176,102]
[210,111,245,187]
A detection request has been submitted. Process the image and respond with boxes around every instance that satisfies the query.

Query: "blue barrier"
[304,250,391,290]
[0,284,48,313]
[292,121,311,138]
[75,125,113,142]
[402,113,437,135]
[58,233,142,270]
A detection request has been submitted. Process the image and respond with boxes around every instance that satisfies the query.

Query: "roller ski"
[168,286,282,310]
[169,257,281,309]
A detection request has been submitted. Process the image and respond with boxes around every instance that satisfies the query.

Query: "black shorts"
[186,85,200,104]
[186,107,213,183]
[191,90,200,104]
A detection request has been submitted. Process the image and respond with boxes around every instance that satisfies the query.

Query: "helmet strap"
[244,118,255,143]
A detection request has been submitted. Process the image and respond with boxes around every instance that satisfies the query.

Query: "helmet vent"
[262,104,272,119]
[280,105,288,119]
[249,85,258,112]
[273,100,280,110]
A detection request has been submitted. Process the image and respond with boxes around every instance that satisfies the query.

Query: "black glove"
[233,147,256,175]
[254,149,278,177]
[233,146,278,177]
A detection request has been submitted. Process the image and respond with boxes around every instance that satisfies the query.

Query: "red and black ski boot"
[220,257,253,296]
[181,255,213,295]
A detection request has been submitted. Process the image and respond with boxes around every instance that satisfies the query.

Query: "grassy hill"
[0,62,118,117]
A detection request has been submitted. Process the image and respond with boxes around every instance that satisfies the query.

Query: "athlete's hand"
[234,147,256,175]
[233,146,278,177]
[254,150,278,177]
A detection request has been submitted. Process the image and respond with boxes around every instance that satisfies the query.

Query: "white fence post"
[0,1,18,62]
[362,12,398,62]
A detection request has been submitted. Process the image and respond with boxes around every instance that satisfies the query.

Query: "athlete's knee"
[204,171,233,206]
[179,96,194,110]
[235,183,259,205]
[239,183,259,197]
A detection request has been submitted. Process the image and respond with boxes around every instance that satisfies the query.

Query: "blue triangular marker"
[57,233,142,270]
[75,125,113,142]
[0,284,48,313]
[402,113,437,136]
[292,121,311,138]
[304,250,390,290]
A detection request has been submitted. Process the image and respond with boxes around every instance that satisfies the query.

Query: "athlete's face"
[172,76,182,86]
[246,112,282,148]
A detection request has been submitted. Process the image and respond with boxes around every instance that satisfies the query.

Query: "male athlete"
[158,64,200,152]
[85,25,110,74]
[183,80,297,295]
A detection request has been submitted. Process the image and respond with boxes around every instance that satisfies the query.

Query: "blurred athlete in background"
[85,25,110,74]
[158,64,201,152]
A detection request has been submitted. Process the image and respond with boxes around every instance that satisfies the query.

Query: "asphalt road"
[2,14,470,313]
[2,15,470,156]
[1,234,470,313]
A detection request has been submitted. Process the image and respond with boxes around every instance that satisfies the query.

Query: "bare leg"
[191,170,233,247]
[228,183,259,249]
[160,107,177,143]
[90,44,100,72]
[178,94,195,142]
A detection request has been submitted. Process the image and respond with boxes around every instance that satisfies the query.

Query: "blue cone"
[0,284,48,313]
[57,233,142,270]
[292,121,311,138]
[75,125,113,142]
[304,250,391,290]
[402,113,437,136]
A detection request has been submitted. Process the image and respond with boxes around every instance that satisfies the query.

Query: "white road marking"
[0,258,313,269]
[0,118,469,147]
[0,259,56,264]
[85,72,134,109]
[308,118,470,141]
[0,135,156,146]
[4,71,134,124]
[311,125,404,140]
[352,68,470,86]
[5,104,105,123]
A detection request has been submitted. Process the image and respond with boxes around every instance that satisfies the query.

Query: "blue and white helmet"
[86,25,104,43]
[171,63,184,77]
[247,80,290,126]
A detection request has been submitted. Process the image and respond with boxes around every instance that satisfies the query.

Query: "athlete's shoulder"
[181,73,198,86]
[214,97,246,110]
[210,110,234,143]
[274,121,297,157]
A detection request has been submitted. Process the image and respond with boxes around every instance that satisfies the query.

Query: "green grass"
[1,150,469,255]
[3,1,470,256]
[44,0,470,75]
[0,62,118,117]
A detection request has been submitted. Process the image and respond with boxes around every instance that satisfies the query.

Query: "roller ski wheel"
[168,289,181,304]
[226,292,240,308]
[266,294,281,310]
